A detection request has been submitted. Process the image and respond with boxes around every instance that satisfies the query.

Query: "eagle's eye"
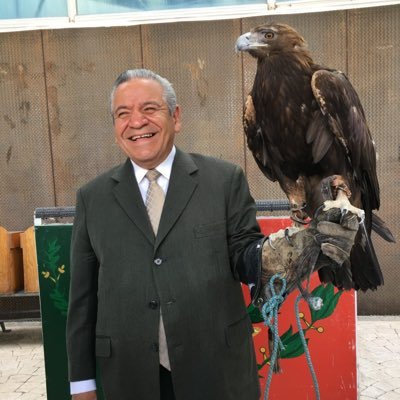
[264,31,275,39]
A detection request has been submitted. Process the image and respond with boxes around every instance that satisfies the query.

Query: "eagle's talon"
[290,214,309,225]
[284,228,295,246]
[339,209,348,225]
[358,210,365,224]
[268,236,277,250]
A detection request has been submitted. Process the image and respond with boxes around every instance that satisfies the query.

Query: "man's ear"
[173,105,182,133]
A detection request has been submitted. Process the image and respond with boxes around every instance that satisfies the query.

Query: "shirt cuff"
[70,379,97,394]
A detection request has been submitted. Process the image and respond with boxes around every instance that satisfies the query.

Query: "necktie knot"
[146,169,161,182]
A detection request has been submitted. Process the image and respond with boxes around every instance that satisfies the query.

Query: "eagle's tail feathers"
[372,213,396,243]
[350,227,384,291]
[318,260,353,291]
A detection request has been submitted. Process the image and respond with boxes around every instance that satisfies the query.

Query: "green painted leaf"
[280,325,294,342]
[310,283,343,323]
[257,326,309,369]
[247,303,264,323]
[49,289,68,315]
[280,330,308,359]
[311,284,326,299]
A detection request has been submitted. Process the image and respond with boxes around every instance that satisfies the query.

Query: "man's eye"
[143,107,157,114]
[116,111,130,119]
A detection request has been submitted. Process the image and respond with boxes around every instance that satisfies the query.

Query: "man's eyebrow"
[113,105,129,113]
[113,101,163,113]
[141,100,163,107]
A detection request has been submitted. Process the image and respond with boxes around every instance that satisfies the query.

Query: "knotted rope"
[261,273,286,400]
[295,293,322,400]
[261,273,322,400]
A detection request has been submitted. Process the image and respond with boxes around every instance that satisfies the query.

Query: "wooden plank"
[8,231,22,249]
[20,226,39,293]
[0,226,23,294]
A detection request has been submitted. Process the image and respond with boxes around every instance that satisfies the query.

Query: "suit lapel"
[111,151,199,248]
[155,149,198,248]
[111,159,154,244]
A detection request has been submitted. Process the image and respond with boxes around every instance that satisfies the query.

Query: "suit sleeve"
[226,165,264,285]
[66,188,99,382]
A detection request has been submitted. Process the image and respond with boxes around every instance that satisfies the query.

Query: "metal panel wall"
[41,27,143,207]
[347,6,400,314]
[0,31,55,231]
[141,20,246,166]
[0,5,398,313]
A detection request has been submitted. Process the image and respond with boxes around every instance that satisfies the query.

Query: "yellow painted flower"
[42,271,50,278]
[252,327,262,336]
[58,265,65,274]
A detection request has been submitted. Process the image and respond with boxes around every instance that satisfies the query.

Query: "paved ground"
[0,317,400,399]
[0,321,45,399]
[358,316,400,400]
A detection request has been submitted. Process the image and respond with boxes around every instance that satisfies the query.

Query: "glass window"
[76,0,266,15]
[0,1,395,31]
[0,0,68,19]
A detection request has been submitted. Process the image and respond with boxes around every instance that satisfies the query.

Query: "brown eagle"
[235,22,395,291]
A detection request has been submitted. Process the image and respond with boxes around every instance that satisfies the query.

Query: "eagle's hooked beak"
[235,32,251,53]
[235,32,269,53]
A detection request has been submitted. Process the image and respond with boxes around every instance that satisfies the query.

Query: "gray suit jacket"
[66,148,263,399]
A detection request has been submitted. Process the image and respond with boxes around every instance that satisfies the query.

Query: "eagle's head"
[235,22,309,59]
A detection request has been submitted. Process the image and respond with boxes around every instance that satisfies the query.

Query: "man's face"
[112,78,181,169]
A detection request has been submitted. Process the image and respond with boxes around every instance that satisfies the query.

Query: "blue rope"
[260,274,322,400]
[295,294,321,400]
[261,274,286,400]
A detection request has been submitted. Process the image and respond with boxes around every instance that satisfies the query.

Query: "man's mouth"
[129,133,155,141]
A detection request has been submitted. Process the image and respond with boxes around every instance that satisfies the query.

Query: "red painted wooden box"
[242,217,357,400]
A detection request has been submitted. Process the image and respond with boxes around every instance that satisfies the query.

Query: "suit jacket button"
[149,300,159,309]
[154,258,162,266]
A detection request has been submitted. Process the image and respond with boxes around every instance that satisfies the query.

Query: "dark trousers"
[160,365,175,400]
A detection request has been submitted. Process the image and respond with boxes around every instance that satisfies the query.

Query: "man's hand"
[72,391,97,400]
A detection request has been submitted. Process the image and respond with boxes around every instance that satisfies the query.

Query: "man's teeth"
[130,133,154,141]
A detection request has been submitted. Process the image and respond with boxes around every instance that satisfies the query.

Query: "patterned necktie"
[145,169,164,234]
[145,169,170,370]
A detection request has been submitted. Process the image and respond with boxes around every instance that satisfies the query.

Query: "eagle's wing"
[311,69,380,211]
[243,94,277,182]
[311,70,395,289]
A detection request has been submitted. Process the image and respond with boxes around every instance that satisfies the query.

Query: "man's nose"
[128,111,148,127]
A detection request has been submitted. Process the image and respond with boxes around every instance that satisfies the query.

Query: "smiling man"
[112,74,181,170]
[66,69,264,400]
[66,69,358,400]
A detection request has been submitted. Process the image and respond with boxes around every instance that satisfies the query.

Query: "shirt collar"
[130,146,176,183]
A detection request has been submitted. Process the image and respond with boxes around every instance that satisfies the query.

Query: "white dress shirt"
[70,146,176,395]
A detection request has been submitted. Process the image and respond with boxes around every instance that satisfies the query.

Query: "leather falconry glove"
[254,206,359,306]
[248,205,358,375]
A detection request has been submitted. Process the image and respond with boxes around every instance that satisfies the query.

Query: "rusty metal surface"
[347,6,400,314]
[41,27,143,208]
[0,30,55,231]
[142,19,245,167]
[0,5,398,313]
